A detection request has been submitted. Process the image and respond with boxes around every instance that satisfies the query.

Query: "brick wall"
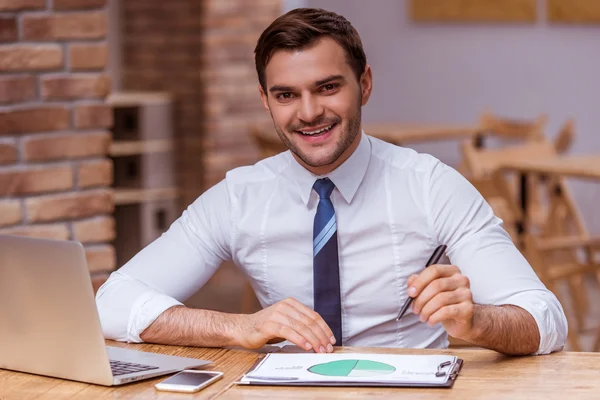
[121,0,280,207]
[0,0,115,282]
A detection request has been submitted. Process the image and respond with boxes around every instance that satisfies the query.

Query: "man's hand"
[407,264,474,340]
[236,297,336,353]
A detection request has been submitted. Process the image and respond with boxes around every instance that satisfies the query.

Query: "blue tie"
[313,178,342,345]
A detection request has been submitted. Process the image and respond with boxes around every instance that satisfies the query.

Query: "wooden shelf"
[114,187,179,205]
[110,139,174,157]
[107,91,172,107]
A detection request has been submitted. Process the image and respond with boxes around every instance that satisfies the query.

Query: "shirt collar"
[289,131,371,205]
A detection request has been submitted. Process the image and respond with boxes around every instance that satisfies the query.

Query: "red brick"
[0,75,36,104]
[41,74,110,100]
[0,17,17,42]
[23,131,110,161]
[74,103,113,129]
[0,165,74,196]
[69,42,108,70]
[0,142,17,165]
[0,106,70,135]
[85,244,116,273]
[73,216,115,243]
[54,0,106,10]
[26,189,114,223]
[0,199,21,227]
[0,0,45,11]
[77,159,113,188]
[22,12,107,40]
[0,223,70,240]
[0,44,63,72]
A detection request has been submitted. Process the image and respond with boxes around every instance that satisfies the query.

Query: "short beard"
[271,99,362,170]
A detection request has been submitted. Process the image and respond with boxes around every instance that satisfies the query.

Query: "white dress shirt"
[96,133,567,354]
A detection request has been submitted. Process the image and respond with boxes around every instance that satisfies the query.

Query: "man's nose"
[297,95,324,123]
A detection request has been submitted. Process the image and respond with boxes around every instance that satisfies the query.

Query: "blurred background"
[1,0,600,351]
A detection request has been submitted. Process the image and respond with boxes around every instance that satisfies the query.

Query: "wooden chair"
[475,111,547,143]
[461,139,557,245]
[461,119,576,241]
[524,234,600,351]
[458,112,550,229]
[460,123,600,350]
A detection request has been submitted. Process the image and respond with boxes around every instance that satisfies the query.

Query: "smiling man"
[96,8,567,356]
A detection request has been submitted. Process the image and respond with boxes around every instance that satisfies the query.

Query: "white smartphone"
[154,370,223,393]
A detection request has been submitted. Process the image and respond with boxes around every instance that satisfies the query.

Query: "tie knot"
[313,178,335,199]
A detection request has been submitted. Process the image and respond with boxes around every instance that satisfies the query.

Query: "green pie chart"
[308,359,396,377]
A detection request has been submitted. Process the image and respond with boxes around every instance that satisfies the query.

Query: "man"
[97,8,567,356]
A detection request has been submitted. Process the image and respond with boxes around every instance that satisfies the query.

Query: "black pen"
[396,245,447,321]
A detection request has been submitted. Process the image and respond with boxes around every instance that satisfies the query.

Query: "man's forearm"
[140,305,243,347]
[463,304,540,355]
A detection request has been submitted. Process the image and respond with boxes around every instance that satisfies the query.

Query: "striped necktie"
[312,178,342,345]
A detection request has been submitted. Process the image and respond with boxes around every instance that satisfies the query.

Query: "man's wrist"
[225,313,249,347]
[457,304,484,344]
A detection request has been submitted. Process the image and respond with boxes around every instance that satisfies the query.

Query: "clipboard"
[236,353,464,388]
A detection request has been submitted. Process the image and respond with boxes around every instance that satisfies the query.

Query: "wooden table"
[500,154,600,232]
[500,154,600,181]
[364,123,481,146]
[2,341,600,399]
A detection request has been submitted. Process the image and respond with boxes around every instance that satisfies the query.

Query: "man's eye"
[276,92,294,100]
[322,83,338,92]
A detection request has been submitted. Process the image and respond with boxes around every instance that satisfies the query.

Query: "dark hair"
[254,8,367,93]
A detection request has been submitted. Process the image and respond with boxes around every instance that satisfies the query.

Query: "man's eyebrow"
[269,84,295,93]
[314,75,345,86]
[268,75,346,93]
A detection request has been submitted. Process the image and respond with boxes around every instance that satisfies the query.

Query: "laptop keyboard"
[110,360,160,376]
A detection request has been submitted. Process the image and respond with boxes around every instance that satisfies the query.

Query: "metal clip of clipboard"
[435,359,463,379]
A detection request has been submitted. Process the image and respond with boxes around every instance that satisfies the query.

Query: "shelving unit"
[108,91,179,267]
[113,187,179,206]
[109,138,174,157]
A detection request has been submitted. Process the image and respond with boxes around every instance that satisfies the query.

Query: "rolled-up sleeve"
[96,180,233,343]
[426,161,567,354]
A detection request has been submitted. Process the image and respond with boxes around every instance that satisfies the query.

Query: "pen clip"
[435,361,453,377]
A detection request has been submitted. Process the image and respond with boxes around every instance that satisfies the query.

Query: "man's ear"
[258,84,270,112]
[359,65,373,106]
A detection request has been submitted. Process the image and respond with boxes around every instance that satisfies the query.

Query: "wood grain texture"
[0,340,260,399]
[365,123,480,145]
[548,0,600,24]
[500,154,600,180]
[3,342,600,399]
[410,0,537,23]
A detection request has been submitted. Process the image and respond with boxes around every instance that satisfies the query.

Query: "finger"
[412,273,469,314]
[283,298,336,345]
[408,265,460,299]
[427,301,474,326]
[407,274,419,288]
[263,320,316,352]
[419,288,472,323]
[271,308,330,353]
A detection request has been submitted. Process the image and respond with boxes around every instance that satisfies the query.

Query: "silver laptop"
[0,234,210,386]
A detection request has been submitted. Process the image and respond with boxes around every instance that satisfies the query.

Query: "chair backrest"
[251,126,287,159]
[553,118,575,154]
[461,122,585,239]
[477,111,547,142]
[461,140,556,180]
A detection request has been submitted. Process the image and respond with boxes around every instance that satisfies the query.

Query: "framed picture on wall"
[547,0,600,24]
[410,0,537,23]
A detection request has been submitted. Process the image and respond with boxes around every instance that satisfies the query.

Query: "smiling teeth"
[300,124,333,135]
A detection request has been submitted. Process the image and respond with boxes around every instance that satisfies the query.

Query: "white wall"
[287,0,600,232]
